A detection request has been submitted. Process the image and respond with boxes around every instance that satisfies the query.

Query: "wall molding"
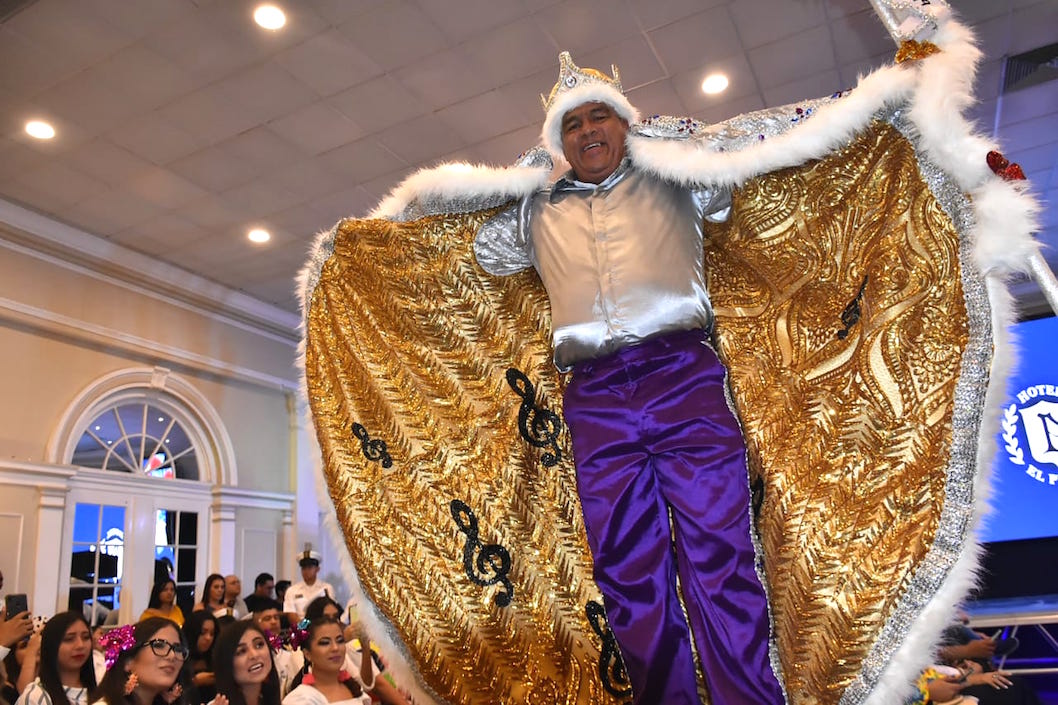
[213,486,295,511]
[0,198,301,341]
[0,294,298,393]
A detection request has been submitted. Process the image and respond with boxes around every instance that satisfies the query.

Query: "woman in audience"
[192,577,226,618]
[139,581,185,628]
[15,611,96,705]
[211,622,279,705]
[2,632,34,702]
[90,617,188,705]
[181,613,217,705]
[281,619,371,705]
[300,599,408,705]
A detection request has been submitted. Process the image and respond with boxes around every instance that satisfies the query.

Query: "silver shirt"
[475,161,730,371]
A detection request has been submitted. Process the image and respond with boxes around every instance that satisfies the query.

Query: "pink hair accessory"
[101,624,138,670]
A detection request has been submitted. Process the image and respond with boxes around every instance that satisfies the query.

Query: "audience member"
[249,602,299,698]
[89,629,105,687]
[221,580,247,622]
[139,581,185,628]
[15,611,96,705]
[0,596,34,701]
[242,576,274,617]
[300,599,407,705]
[2,637,31,704]
[90,618,189,705]
[192,577,226,619]
[280,619,370,705]
[210,621,279,705]
[273,585,289,610]
[182,613,217,705]
[282,553,333,623]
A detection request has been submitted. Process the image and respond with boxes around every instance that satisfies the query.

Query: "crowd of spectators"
[0,552,413,705]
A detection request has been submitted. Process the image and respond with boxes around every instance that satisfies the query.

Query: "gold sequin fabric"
[705,121,970,704]
[304,210,625,705]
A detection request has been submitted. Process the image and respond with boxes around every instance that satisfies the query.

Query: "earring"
[124,673,140,696]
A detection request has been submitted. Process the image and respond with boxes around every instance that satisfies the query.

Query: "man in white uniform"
[282,548,335,622]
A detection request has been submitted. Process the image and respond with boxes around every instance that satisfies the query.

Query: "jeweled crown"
[541,52,624,113]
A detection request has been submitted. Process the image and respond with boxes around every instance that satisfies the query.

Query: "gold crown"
[540,51,624,113]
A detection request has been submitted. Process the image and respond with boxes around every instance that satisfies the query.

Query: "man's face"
[560,102,628,184]
[255,608,281,635]
[300,563,319,583]
[224,575,241,598]
[256,580,274,598]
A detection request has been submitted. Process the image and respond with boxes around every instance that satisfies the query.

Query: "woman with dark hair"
[89,618,188,705]
[181,613,216,705]
[296,600,408,705]
[2,636,32,703]
[211,622,279,705]
[15,611,96,705]
[140,581,185,628]
[281,619,370,705]
[192,577,226,618]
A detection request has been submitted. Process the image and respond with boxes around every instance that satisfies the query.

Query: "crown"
[538,52,640,158]
[541,52,624,113]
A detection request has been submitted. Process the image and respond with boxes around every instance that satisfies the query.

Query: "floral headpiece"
[100,624,138,670]
[288,619,310,650]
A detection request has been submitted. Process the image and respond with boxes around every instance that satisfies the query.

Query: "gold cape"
[302,116,992,704]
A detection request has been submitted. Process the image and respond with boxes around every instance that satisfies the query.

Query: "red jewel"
[986,150,1026,181]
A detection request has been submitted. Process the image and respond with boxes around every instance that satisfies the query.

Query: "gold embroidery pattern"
[304,210,621,705]
[705,122,970,703]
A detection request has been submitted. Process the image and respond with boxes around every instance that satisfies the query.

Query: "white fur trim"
[370,161,551,221]
[540,83,640,160]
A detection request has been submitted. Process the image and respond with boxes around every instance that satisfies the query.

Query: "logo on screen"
[1003,384,1058,487]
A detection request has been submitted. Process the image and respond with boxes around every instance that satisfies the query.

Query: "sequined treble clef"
[352,422,392,468]
[586,600,632,699]
[505,368,563,466]
[837,274,869,340]
[449,499,513,607]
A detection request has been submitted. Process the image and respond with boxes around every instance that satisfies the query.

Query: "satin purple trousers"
[564,329,784,705]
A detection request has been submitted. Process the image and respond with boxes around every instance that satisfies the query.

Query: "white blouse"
[280,684,369,705]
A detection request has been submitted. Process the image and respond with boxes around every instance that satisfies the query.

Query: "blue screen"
[981,316,1058,543]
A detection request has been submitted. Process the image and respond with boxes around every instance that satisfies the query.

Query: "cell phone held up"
[4,593,28,619]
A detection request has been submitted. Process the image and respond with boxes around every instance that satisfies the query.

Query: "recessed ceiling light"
[701,73,729,95]
[25,120,55,139]
[248,228,271,243]
[253,4,286,30]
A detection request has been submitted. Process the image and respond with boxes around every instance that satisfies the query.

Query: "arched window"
[50,367,235,624]
[71,400,199,479]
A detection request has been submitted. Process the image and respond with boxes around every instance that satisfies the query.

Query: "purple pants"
[564,329,784,705]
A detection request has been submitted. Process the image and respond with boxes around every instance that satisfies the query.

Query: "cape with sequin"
[296,3,1056,704]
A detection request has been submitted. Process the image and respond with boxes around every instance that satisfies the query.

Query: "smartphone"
[4,593,28,619]
[347,603,359,626]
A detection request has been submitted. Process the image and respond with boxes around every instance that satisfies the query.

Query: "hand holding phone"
[4,594,28,621]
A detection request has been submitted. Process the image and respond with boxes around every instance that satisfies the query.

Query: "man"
[282,548,335,622]
[243,572,275,615]
[251,598,302,697]
[223,574,249,619]
[475,54,783,705]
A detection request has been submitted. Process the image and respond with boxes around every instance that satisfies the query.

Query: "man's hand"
[0,607,33,647]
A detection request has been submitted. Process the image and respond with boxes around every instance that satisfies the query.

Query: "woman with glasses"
[14,611,96,705]
[210,622,279,705]
[90,618,189,705]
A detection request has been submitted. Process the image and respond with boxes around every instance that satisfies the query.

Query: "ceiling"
[0,0,1055,329]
